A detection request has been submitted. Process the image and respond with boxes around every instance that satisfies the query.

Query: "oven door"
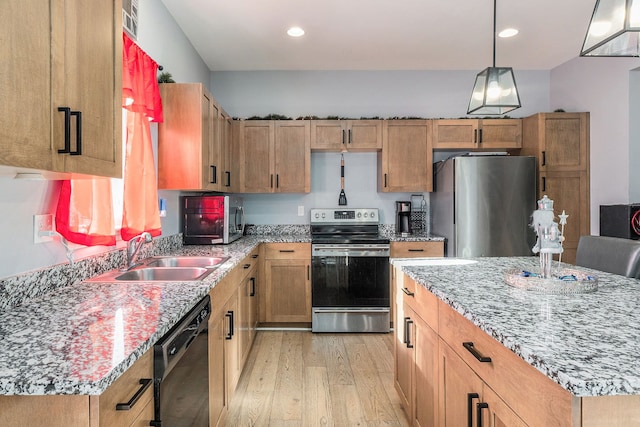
[311,244,390,332]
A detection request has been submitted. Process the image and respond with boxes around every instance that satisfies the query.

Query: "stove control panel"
[310,208,379,224]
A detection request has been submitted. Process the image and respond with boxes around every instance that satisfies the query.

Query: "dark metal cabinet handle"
[477,402,489,427]
[70,110,82,155]
[279,249,295,253]
[225,311,234,339]
[403,317,410,344]
[542,176,546,192]
[463,342,492,362]
[478,128,482,144]
[243,264,251,269]
[348,129,352,144]
[467,393,479,427]
[408,248,424,252]
[401,287,415,296]
[251,254,259,259]
[276,174,279,188]
[474,129,478,144]
[307,265,310,280]
[115,378,152,410]
[384,173,388,187]
[250,277,256,296]
[342,129,346,145]
[406,319,414,348]
[270,174,273,188]
[225,171,231,187]
[542,150,546,166]
[210,165,217,184]
[57,107,71,153]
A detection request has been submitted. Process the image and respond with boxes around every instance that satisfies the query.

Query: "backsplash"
[0,234,182,311]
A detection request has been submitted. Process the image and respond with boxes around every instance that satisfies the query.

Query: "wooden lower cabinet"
[263,243,311,323]
[439,341,525,427]
[0,351,154,427]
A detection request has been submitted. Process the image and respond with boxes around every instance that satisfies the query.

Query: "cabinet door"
[264,258,311,322]
[158,83,214,190]
[224,291,242,401]
[310,120,345,150]
[240,121,274,192]
[479,119,522,149]
[274,121,310,193]
[207,100,222,191]
[482,387,528,427]
[1,0,121,178]
[432,119,478,149]
[394,295,413,413]
[390,241,445,258]
[56,0,121,177]
[439,341,484,427]
[209,312,227,427]
[414,313,439,427]
[541,113,589,172]
[381,120,432,192]
[540,170,590,265]
[221,111,234,191]
[239,268,258,365]
[347,120,383,150]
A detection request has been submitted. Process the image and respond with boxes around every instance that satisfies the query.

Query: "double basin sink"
[87,256,230,282]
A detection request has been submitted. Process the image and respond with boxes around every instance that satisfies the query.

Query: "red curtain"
[121,33,163,241]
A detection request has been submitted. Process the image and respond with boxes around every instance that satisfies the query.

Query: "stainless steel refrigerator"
[431,155,536,257]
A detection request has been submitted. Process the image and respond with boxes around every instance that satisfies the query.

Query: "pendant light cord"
[492,0,497,67]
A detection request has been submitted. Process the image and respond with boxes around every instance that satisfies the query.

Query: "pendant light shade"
[468,67,521,115]
[581,0,640,56]
[467,0,521,115]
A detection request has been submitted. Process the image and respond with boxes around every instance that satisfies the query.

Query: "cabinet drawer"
[438,301,572,427]
[403,282,438,333]
[390,241,444,258]
[95,350,154,427]
[265,243,310,259]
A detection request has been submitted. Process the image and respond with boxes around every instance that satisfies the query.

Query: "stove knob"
[321,212,326,219]
[314,212,319,219]
[357,212,362,218]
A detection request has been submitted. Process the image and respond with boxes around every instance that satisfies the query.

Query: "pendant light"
[467,0,521,115]
[581,0,640,56]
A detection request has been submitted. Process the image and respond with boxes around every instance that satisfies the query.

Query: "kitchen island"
[395,256,640,426]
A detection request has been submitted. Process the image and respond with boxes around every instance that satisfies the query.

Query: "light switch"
[34,214,53,244]
[298,206,304,216]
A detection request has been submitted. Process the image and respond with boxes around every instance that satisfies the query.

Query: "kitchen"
[2,0,640,426]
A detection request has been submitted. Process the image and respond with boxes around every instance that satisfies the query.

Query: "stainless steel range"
[311,208,390,333]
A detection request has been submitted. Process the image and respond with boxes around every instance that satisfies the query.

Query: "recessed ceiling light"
[498,28,519,38]
[287,26,305,37]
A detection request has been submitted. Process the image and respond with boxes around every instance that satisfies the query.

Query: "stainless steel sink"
[115,267,211,281]
[146,256,229,268]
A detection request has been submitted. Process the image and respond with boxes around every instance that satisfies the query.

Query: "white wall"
[0,2,209,279]
[550,56,640,233]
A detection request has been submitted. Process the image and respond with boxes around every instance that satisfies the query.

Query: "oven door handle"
[313,309,390,313]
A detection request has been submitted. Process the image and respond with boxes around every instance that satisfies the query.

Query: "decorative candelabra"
[531,195,568,278]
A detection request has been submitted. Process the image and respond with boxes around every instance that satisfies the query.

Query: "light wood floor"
[223,330,410,427]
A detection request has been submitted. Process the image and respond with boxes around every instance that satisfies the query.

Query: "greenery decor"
[158,72,175,83]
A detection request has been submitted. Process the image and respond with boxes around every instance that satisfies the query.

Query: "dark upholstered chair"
[575,235,640,278]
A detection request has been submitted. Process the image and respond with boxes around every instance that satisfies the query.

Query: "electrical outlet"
[298,205,304,216]
[34,214,53,244]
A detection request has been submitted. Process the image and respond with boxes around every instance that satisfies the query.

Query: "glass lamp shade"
[581,0,640,56]
[467,67,522,115]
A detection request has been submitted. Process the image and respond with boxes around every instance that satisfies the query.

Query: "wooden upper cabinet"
[310,120,383,151]
[274,121,311,192]
[0,0,122,178]
[522,112,590,171]
[432,119,522,150]
[220,110,235,191]
[380,120,432,192]
[158,83,222,191]
[238,120,310,193]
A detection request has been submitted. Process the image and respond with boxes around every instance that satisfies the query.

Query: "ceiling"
[160,0,596,72]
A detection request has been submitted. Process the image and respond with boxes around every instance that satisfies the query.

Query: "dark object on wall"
[339,154,347,205]
[600,204,640,240]
[158,72,175,83]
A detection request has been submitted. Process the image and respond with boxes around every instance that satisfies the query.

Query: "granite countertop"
[0,234,311,396]
[398,256,640,397]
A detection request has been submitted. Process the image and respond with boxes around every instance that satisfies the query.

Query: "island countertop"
[399,256,640,397]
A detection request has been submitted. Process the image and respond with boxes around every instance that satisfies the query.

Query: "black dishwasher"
[151,295,210,427]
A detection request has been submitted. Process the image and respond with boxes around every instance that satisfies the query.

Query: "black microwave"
[600,204,640,240]
[181,195,245,245]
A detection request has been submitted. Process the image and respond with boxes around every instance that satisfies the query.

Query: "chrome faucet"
[125,232,153,270]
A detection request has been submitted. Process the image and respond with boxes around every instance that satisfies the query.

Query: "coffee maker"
[396,201,412,235]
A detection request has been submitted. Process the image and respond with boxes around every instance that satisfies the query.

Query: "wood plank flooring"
[223,331,410,427]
